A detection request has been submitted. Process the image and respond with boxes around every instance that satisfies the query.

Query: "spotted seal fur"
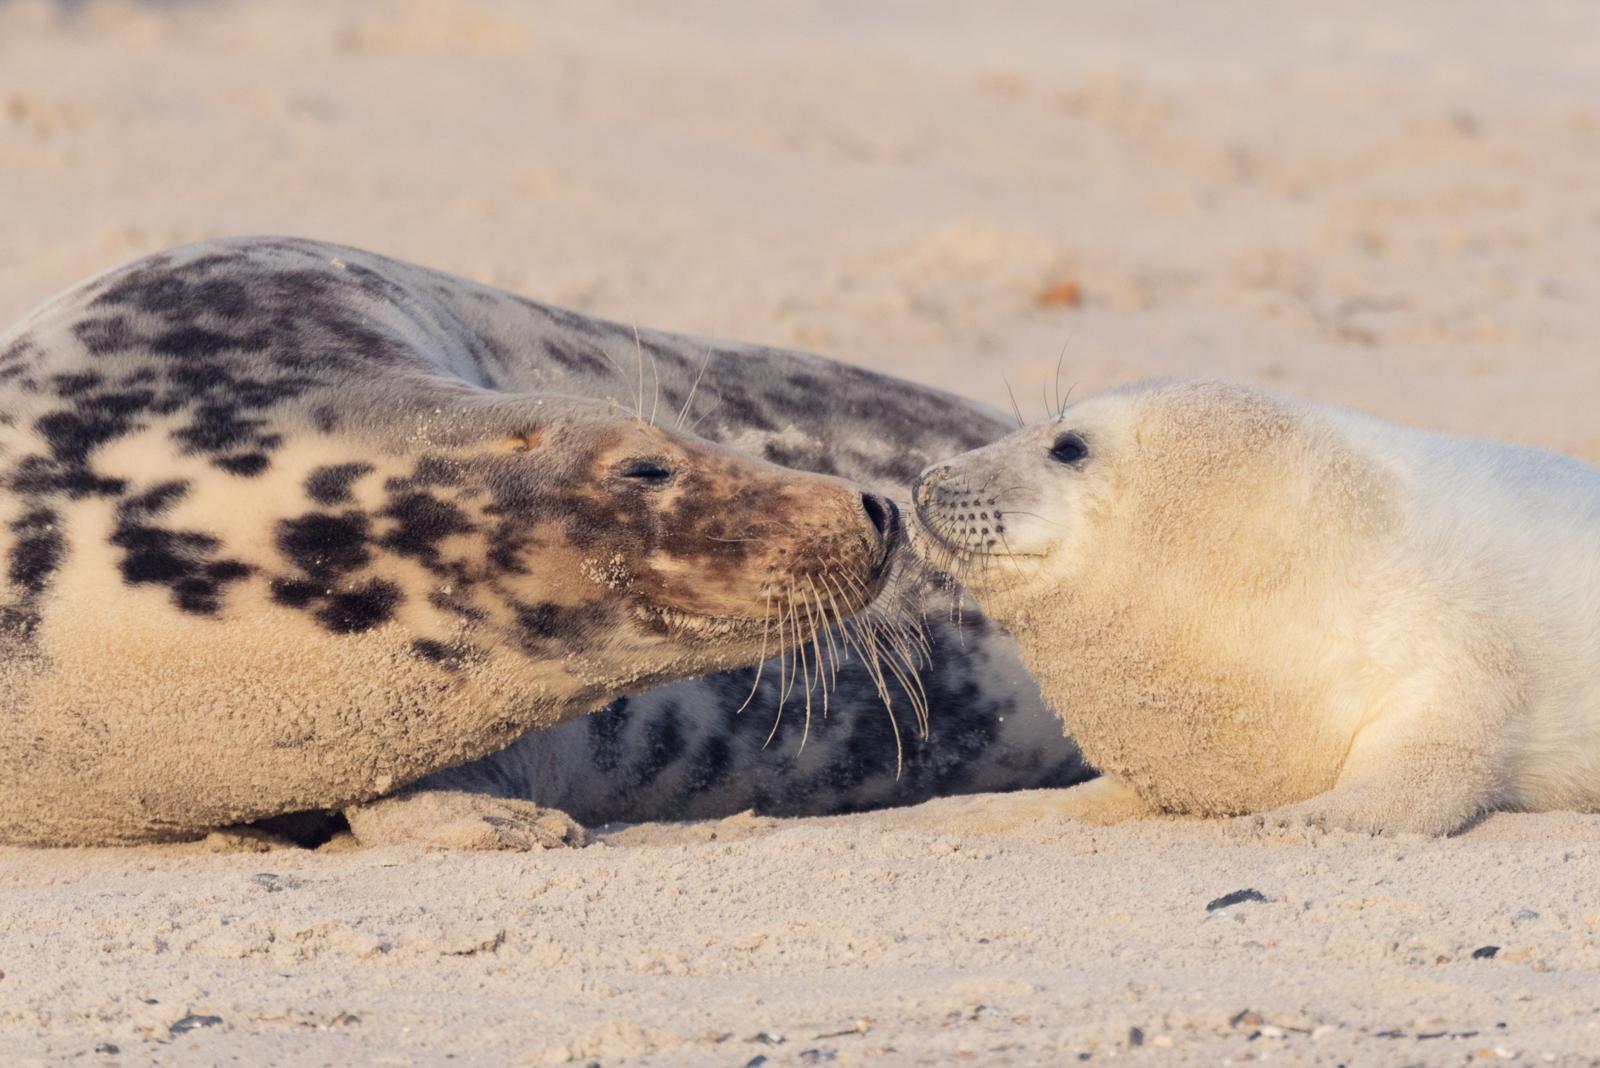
[0,237,1084,846]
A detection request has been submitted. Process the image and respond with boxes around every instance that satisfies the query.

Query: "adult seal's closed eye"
[912,378,1600,836]
[0,237,902,847]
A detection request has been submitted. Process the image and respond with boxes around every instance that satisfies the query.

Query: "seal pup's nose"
[911,467,948,507]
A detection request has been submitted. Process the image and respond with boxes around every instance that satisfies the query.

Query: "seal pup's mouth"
[906,503,1047,596]
[907,502,1045,562]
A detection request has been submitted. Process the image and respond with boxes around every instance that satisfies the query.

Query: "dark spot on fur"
[121,479,189,518]
[36,408,135,464]
[73,316,137,356]
[312,406,340,434]
[0,337,37,368]
[586,698,630,774]
[305,463,373,505]
[111,484,252,614]
[215,452,270,477]
[269,577,323,608]
[510,595,614,656]
[412,638,452,661]
[52,372,103,397]
[410,637,476,670]
[378,491,473,569]
[276,511,371,578]
[762,440,840,476]
[631,702,688,784]
[9,454,127,499]
[680,734,734,794]
[516,602,562,639]
[316,579,401,633]
[8,509,63,595]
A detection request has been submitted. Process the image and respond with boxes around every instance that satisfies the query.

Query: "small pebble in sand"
[1514,909,1541,924]
[749,1031,785,1045]
[1207,889,1267,911]
[169,1014,224,1035]
[1472,945,1501,959]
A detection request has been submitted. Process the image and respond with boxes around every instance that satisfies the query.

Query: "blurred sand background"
[2,0,1599,1064]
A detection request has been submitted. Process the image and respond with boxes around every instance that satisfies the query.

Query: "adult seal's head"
[393,399,902,678]
[910,378,1593,836]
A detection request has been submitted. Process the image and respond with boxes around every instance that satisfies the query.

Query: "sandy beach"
[3,0,1600,1063]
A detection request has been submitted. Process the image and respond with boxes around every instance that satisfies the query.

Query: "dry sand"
[1,0,1599,1063]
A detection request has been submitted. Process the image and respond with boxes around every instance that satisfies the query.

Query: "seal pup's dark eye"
[618,458,675,486]
[1048,432,1088,466]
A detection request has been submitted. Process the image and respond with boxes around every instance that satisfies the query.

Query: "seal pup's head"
[907,379,1387,608]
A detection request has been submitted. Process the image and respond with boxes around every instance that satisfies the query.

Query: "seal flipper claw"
[344,790,588,850]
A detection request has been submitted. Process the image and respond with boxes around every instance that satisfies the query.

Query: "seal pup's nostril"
[911,467,947,507]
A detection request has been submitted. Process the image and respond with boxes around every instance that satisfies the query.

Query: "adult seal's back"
[0,238,1083,846]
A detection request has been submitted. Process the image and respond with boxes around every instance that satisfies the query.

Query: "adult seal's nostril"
[860,492,895,540]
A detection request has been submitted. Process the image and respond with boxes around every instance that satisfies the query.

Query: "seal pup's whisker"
[1051,338,1069,420]
[997,530,1028,577]
[1002,373,1025,429]
[1059,381,1078,421]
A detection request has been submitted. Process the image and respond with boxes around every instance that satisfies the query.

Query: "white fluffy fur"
[912,379,1600,835]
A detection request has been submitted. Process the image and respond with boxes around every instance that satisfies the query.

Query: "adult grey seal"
[911,379,1600,836]
[0,237,1083,847]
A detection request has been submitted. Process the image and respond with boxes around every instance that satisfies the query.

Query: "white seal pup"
[911,378,1600,835]
[0,237,1083,846]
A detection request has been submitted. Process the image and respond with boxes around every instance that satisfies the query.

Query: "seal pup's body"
[913,379,1600,835]
[0,237,1081,845]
